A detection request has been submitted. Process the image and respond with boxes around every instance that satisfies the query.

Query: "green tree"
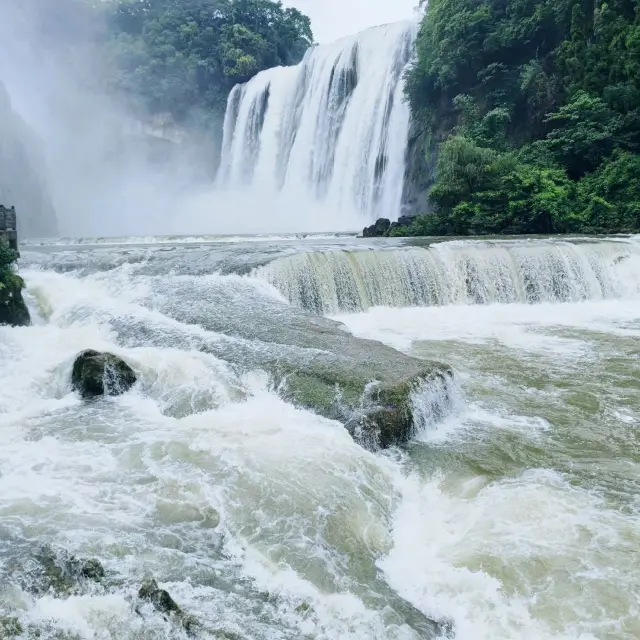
[400,0,640,237]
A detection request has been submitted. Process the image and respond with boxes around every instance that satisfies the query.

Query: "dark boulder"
[362,217,391,237]
[138,579,182,616]
[0,273,30,327]
[71,350,137,399]
[138,579,198,634]
[17,545,105,596]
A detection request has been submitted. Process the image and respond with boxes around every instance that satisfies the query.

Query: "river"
[1,233,639,639]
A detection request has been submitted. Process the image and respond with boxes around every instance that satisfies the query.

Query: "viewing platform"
[0,205,18,253]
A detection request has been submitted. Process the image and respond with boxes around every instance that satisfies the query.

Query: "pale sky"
[285,0,420,43]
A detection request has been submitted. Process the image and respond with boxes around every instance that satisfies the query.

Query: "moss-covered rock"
[137,277,453,450]
[0,240,30,327]
[14,545,105,596]
[71,350,137,399]
[0,272,30,327]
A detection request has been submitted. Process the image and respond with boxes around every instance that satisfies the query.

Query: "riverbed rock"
[136,277,453,450]
[71,350,137,399]
[0,272,31,327]
[138,579,199,634]
[18,545,105,595]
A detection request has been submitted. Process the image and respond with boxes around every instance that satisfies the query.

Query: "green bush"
[402,0,640,236]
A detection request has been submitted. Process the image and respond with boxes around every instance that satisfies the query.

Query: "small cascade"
[254,238,640,314]
[217,21,417,223]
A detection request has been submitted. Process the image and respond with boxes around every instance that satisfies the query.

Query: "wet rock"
[138,578,182,616]
[71,350,137,399]
[362,217,391,237]
[0,273,30,327]
[80,558,105,580]
[123,277,454,450]
[20,546,105,595]
[138,579,199,634]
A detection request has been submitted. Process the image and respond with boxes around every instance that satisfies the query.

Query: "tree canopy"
[102,0,313,122]
[398,0,640,236]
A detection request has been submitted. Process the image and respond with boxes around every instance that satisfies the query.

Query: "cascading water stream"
[253,238,640,313]
[217,21,417,225]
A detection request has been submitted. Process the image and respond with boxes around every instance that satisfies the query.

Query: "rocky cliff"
[0,82,58,238]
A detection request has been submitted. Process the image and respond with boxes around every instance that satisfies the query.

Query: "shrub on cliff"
[404,0,640,236]
[0,239,30,327]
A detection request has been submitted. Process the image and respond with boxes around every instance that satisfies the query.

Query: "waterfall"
[217,21,417,224]
[254,238,640,314]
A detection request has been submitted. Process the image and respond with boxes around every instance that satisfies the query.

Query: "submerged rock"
[0,272,30,327]
[143,278,453,449]
[16,545,105,596]
[71,350,137,399]
[138,579,198,634]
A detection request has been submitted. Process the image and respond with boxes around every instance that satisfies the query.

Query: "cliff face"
[0,82,58,238]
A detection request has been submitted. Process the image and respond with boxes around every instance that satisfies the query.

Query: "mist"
[0,0,222,237]
[0,0,420,238]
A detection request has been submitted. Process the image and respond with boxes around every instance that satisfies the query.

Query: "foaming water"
[2,237,640,639]
[256,237,640,313]
[335,292,640,639]
[218,22,417,224]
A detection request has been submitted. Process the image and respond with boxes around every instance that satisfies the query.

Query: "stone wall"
[0,205,18,252]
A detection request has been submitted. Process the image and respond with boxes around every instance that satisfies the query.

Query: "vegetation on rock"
[99,0,312,124]
[399,0,640,236]
[0,239,30,327]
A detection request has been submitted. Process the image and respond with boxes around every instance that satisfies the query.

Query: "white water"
[2,235,640,639]
[256,237,640,313]
[218,22,417,226]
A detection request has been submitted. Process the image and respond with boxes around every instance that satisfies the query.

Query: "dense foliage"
[400,0,640,236]
[101,0,312,123]
[0,238,21,294]
[0,240,18,277]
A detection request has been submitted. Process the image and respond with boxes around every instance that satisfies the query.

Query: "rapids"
[1,233,639,640]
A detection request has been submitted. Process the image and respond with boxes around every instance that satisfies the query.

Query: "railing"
[0,205,19,253]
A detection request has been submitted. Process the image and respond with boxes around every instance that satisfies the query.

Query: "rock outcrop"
[142,278,454,450]
[0,239,30,327]
[0,82,58,238]
[71,350,137,399]
[362,215,414,238]
[0,272,30,327]
[15,545,105,596]
[138,578,198,634]
[362,217,391,237]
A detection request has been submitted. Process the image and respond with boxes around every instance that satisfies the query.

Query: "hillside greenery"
[396,0,640,236]
[100,0,312,124]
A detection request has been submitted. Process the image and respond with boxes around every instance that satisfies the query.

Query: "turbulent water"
[256,237,640,313]
[217,22,417,225]
[1,234,639,639]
